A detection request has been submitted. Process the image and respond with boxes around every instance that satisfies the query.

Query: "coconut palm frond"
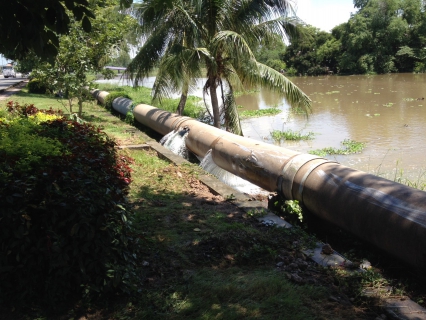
[152,45,203,114]
[254,62,311,115]
[152,69,177,103]
[249,16,304,43]
[174,2,200,35]
[133,0,176,32]
[130,0,311,131]
[125,27,170,85]
[224,63,244,92]
[211,30,256,61]
[223,83,243,135]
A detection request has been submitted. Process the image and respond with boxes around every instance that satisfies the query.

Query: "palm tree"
[127,0,311,135]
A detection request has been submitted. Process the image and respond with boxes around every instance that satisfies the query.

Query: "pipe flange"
[279,154,334,201]
[171,117,192,131]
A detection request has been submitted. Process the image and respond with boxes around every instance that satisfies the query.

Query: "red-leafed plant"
[0,103,139,310]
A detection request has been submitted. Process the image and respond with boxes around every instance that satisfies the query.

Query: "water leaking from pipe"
[94,90,426,269]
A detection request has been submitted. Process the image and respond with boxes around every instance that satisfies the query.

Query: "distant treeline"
[281,0,426,76]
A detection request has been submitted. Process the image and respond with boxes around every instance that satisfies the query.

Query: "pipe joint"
[171,117,192,131]
[279,154,335,202]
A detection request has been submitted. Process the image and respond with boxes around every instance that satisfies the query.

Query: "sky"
[292,0,357,32]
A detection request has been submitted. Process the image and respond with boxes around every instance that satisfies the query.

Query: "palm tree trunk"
[209,77,221,128]
[177,93,187,115]
[177,80,189,115]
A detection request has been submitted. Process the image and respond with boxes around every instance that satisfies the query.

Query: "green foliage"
[27,1,138,116]
[309,139,365,156]
[27,78,49,94]
[247,208,268,218]
[239,107,282,119]
[98,84,205,120]
[104,91,131,110]
[282,0,426,75]
[0,103,139,309]
[282,200,304,222]
[271,129,315,141]
[253,36,288,72]
[15,52,41,73]
[127,0,311,135]
[154,96,204,119]
[125,110,135,125]
[269,194,305,224]
[283,25,338,76]
[1,0,95,61]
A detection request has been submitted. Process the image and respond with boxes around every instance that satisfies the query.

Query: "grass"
[116,148,338,319]
[3,87,423,319]
[96,83,205,119]
[3,87,70,112]
[375,161,426,191]
[271,129,314,141]
[239,107,282,119]
[309,139,365,157]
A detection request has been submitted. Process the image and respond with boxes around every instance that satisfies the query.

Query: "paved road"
[0,76,26,91]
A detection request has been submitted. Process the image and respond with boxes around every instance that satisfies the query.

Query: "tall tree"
[126,0,311,135]
[338,0,426,74]
[283,25,337,75]
[30,0,137,116]
[0,0,133,61]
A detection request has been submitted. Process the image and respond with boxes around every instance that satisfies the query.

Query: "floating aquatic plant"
[271,129,314,141]
[309,139,365,156]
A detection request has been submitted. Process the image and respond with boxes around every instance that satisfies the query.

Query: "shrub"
[0,104,139,310]
[104,91,131,110]
[27,78,49,94]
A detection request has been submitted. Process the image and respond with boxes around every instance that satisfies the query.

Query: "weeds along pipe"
[94,91,426,268]
[91,89,110,105]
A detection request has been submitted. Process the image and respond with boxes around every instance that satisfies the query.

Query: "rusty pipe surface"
[93,91,426,268]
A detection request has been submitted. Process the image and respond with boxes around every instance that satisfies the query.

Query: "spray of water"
[161,130,266,196]
[200,150,267,196]
[160,128,190,159]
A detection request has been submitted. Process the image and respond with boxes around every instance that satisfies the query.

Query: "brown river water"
[99,73,426,183]
[237,73,426,183]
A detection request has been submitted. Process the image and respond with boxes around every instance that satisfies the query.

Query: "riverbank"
[1,87,425,319]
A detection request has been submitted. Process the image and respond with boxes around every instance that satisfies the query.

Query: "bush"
[0,103,139,309]
[27,78,49,94]
[104,91,131,110]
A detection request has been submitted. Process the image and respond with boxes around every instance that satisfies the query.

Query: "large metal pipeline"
[95,91,426,268]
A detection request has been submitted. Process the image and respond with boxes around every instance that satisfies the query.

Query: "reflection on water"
[237,73,426,182]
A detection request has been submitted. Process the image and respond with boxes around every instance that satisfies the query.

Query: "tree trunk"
[177,81,189,115]
[68,98,73,115]
[177,93,187,115]
[78,99,83,117]
[209,77,221,128]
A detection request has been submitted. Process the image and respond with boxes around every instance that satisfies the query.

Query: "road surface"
[0,78,28,101]
[0,76,26,92]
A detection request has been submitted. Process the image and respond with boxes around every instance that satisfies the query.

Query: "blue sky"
[292,0,357,32]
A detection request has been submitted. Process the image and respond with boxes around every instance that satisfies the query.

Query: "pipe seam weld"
[296,159,337,204]
[171,117,192,131]
[279,153,335,202]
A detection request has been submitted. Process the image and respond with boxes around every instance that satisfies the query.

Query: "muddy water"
[237,73,426,182]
